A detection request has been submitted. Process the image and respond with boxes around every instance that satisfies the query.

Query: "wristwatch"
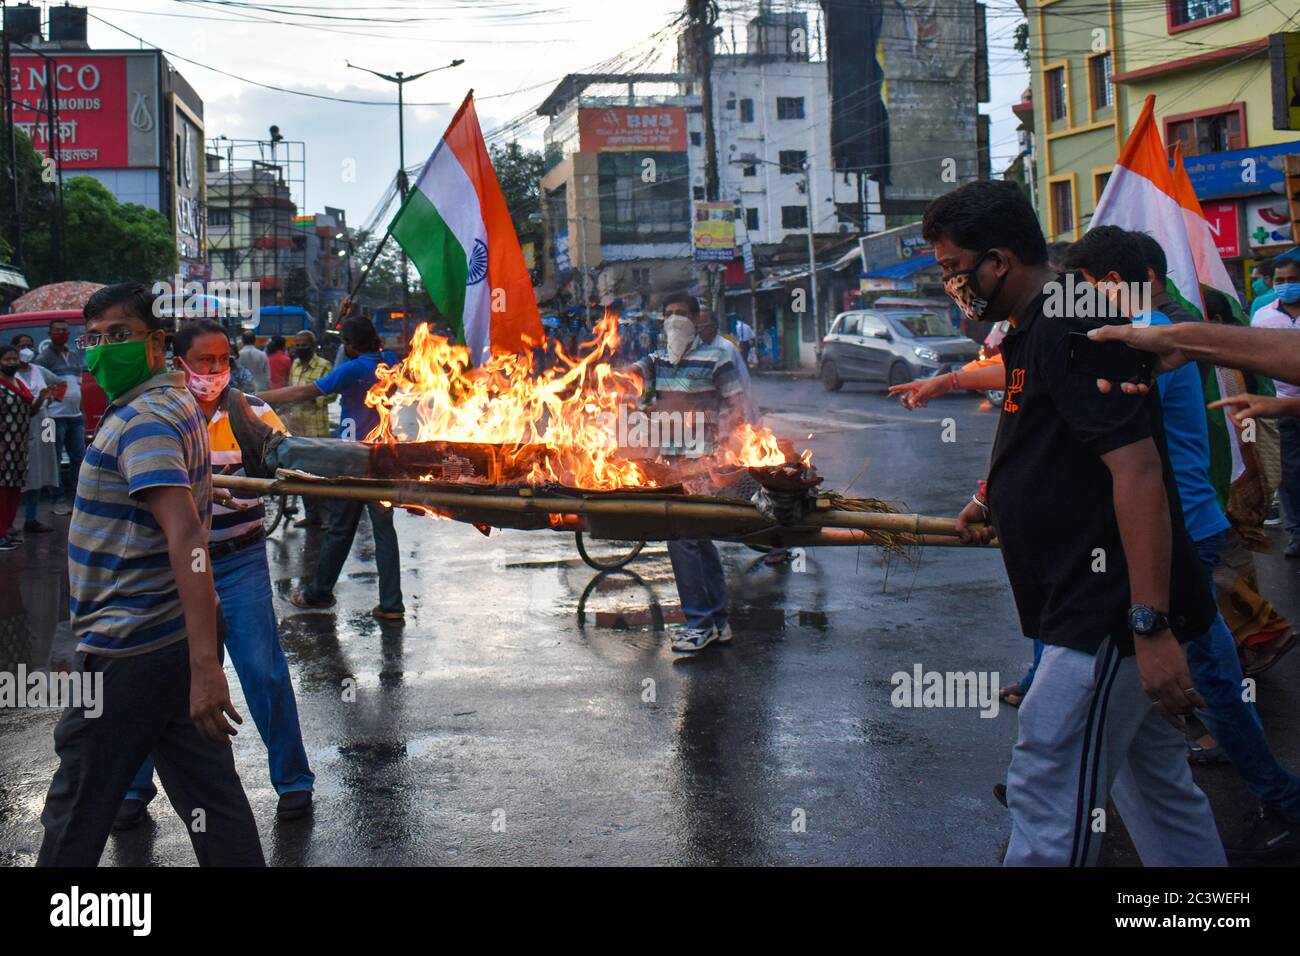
[1128,604,1171,636]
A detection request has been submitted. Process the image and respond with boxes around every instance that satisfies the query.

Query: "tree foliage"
[58,177,176,285]
[489,140,545,244]
[351,228,431,315]
[0,126,55,269]
[1,126,175,286]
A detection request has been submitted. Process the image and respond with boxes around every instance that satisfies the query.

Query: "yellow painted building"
[1029,0,1300,248]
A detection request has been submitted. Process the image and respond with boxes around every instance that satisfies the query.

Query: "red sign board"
[6,55,132,168]
[579,107,687,151]
[1202,200,1240,259]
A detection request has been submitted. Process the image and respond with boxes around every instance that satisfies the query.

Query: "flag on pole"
[1090,94,1250,497]
[388,91,542,361]
[1090,96,1202,313]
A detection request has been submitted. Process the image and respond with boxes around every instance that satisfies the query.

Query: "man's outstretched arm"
[1089,322,1300,387]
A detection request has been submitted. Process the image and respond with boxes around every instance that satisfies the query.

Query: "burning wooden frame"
[223,377,994,550]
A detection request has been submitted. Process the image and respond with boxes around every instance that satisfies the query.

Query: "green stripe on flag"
[1162,279,1270,507]
[389,188,470,341]
[1160,280,1233,505]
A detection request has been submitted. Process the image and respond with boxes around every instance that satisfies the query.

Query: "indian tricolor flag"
[389,92,542,361]
[1090,94,1246,495]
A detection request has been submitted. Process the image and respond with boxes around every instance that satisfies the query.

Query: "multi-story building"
[3,3,207,279]
[538,72,699,312]
[535,12,881,326]
[205,164,296,302]
[699,10,877,246]
[289,208,356,324]
[1027,0,1300,285]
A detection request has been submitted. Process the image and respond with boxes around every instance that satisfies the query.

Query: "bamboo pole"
[217,473,995,543]
[739,528,998,549]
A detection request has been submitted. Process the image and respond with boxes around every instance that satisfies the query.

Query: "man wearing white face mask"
[114,319,315,832]
[632,292,746,653]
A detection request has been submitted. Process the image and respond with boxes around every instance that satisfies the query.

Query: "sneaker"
[1225,807,1300,863]
[112,798,149,832]
[50,501,72,516]
[714,621,733,644]
[23,520,53,534]
[670,625,718,653]
[276,790,313,821]
[0,536,17,552]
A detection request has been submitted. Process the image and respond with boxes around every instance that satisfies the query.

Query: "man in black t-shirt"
[923,181,1225,866]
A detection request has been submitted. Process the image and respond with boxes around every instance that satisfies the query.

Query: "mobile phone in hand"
[1066,331,1155,384]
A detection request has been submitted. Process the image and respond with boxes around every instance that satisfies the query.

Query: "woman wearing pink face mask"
[114,320,316,832]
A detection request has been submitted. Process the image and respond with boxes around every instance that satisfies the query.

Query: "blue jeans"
[1017,639,1044,692]
[303,499,404,612]
[1188,531,1300,820]
[54,416,85,503]
[666,539,729,631]
[128,542,314,802]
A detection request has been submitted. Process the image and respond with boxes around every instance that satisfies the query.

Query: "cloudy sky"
[76,0,1028,229]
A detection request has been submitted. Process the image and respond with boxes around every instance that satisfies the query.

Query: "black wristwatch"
[1128,604,1171,636]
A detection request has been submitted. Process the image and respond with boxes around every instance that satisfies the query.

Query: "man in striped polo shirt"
[38,284,263,866]
[633,292,746,653]
[117,320,315,831]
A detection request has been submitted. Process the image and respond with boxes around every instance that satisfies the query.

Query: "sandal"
[290,590,335,610]
[1241,630,1297,677]
[1187,734,1230,765]
[998,683,1026,709]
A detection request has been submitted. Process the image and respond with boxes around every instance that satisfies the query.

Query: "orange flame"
[364,311,806,489]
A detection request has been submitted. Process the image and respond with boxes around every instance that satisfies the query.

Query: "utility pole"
[43,57,62,277]
[269,125,283,307]
[346,58,461,343]
[2,0,23,267]
[801,160,819,340]
[686,0,721,317]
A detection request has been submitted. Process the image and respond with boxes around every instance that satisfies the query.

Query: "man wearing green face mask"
[38,283,264,867]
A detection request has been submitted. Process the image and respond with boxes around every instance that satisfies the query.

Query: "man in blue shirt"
[258,316,404,620]
[1064,228,1300,860]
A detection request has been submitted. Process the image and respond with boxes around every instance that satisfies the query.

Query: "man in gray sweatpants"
[1006,641,1225,866]
[928,182,1225,866]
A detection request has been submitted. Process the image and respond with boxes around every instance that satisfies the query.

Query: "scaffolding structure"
[204,136,307,307]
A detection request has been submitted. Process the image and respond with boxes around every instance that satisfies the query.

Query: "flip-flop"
[1242,630,1297,677]
[998,684,1026,709]
[290,590,335,610]
[1187,736,1230,765]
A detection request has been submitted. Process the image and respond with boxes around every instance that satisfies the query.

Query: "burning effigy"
[220,313,989,552]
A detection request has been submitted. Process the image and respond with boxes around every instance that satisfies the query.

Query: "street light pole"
[802,160,819,340]
[7,37,65,276]
[269,125,283,307]
[346,58,461,342]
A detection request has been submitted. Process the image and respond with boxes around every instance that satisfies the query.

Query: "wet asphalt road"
[2,373,1299,866]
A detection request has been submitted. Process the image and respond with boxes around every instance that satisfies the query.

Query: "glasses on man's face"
[75,328,149,349]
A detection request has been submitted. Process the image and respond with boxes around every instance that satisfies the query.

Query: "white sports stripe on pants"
[1004,640,1226,867]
